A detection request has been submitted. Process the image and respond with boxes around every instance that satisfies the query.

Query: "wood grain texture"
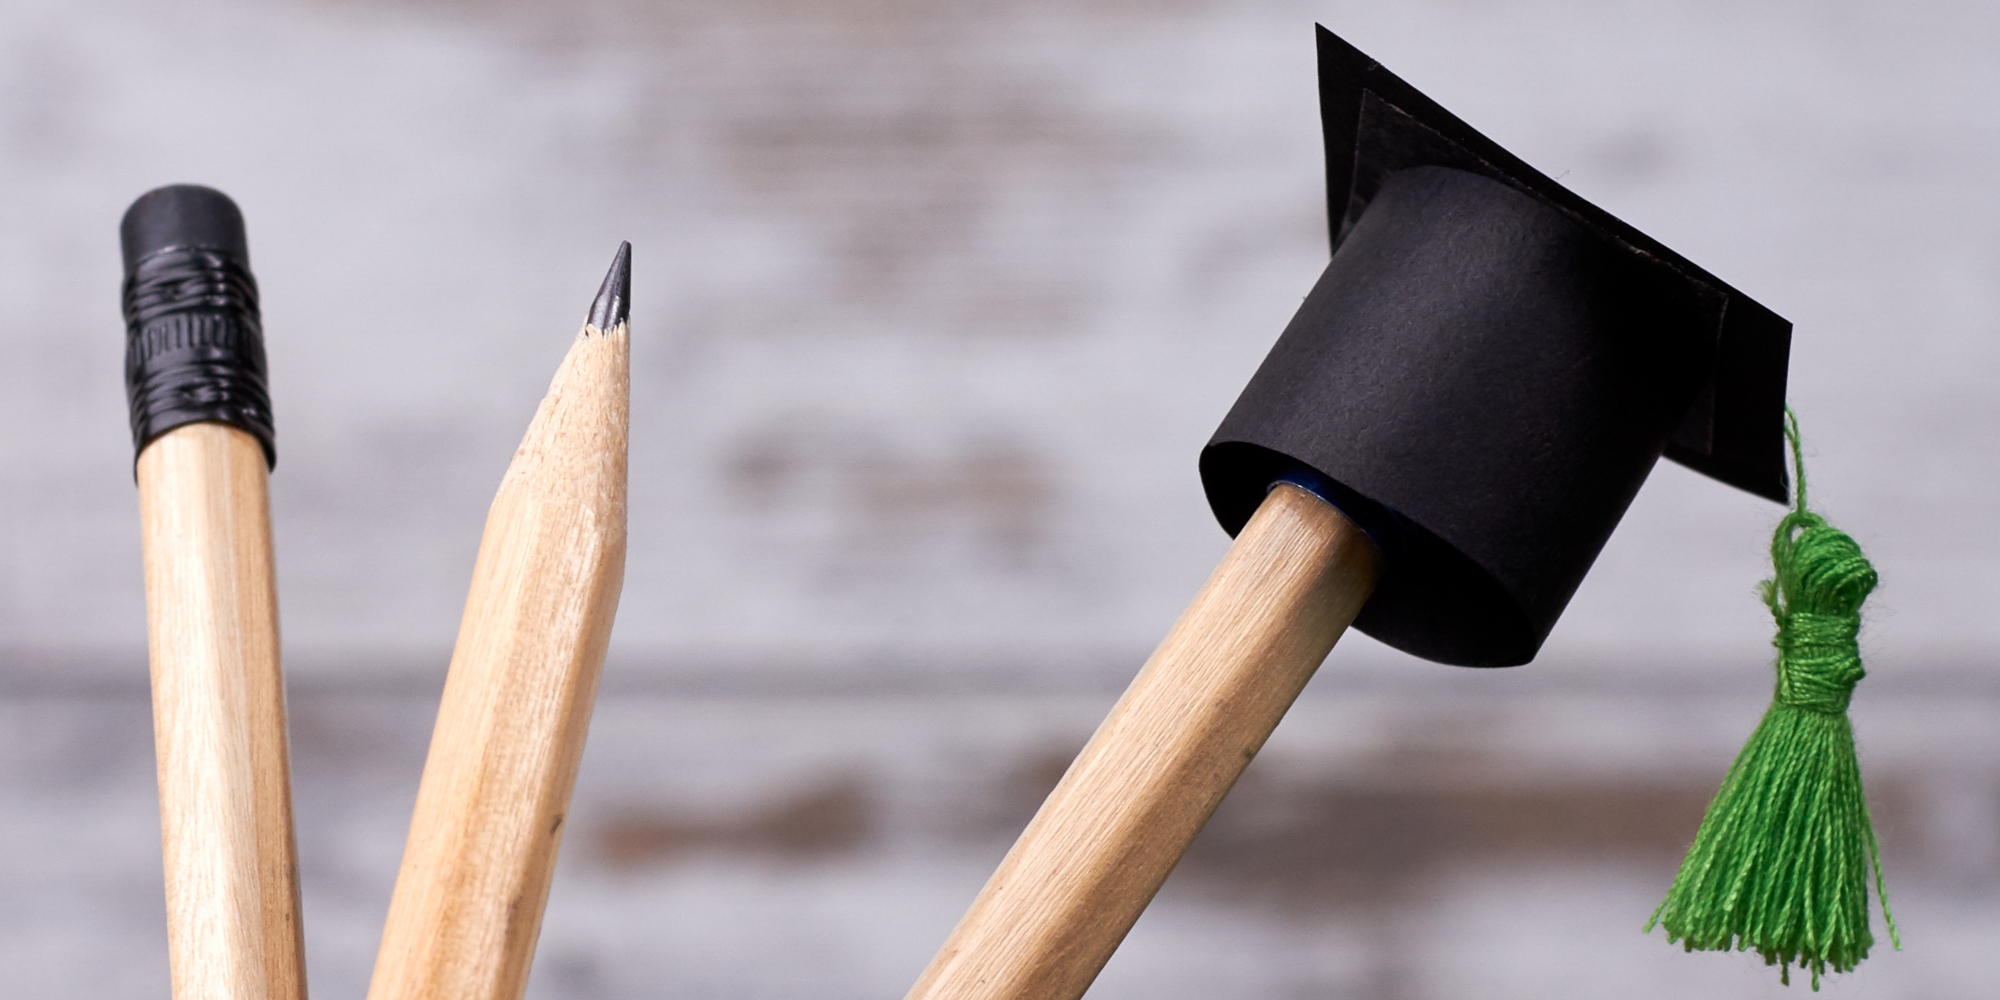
[905,483,1380,1000]
[137,421,307,1000]
[367,319,630,1000]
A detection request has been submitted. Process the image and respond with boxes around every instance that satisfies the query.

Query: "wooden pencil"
[366,243,631,1000]
[122,185,306,1000]
[905,483,1379,1000]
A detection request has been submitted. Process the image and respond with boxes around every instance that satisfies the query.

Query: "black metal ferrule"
[122,245,275,468]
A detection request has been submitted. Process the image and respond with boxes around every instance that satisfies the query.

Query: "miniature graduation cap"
[906,28,1889,998]
[1198,26,1889,984]
[1202,27,1791,668]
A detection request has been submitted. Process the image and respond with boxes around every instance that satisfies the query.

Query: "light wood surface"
[137,421,307,1000]
[366,318,630,1000]
[905,483,1380,1000]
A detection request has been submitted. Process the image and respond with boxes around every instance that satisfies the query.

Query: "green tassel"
[1647,409,1897,989]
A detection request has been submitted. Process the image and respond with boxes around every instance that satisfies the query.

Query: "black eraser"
[120,184,249,276]
[120,184,275,468]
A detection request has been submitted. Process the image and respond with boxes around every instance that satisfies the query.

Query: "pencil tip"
[587,241,630,333]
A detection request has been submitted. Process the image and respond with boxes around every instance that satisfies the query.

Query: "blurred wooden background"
[1,0,1995,996]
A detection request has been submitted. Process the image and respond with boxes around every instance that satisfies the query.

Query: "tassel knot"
[1768,508,1873,717]
[1773,610,1862,715]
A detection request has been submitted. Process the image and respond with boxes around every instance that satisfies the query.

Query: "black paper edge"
[1313,24,1790,504]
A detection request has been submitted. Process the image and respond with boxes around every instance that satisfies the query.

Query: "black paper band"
[122,245,275,467]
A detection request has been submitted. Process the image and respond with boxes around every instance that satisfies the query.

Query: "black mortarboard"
[1200,26,1792,667]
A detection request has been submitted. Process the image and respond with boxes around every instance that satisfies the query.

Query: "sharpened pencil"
[367,243,632,1000]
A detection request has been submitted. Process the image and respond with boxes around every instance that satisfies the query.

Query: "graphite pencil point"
[587,241,630,333]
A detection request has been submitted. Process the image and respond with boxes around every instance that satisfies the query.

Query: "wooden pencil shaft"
[367,320,630,1000]
[137,421,306,1000]
[905,483,1380,1000]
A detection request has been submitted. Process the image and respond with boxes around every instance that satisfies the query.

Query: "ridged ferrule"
[121,206,275,468]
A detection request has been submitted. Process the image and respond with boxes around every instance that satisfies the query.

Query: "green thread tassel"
[1647,409,1897,988]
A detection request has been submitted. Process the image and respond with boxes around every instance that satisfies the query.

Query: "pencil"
[367,243,632,1000]
[122,185,306,1000]
[905,484,1377,999]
